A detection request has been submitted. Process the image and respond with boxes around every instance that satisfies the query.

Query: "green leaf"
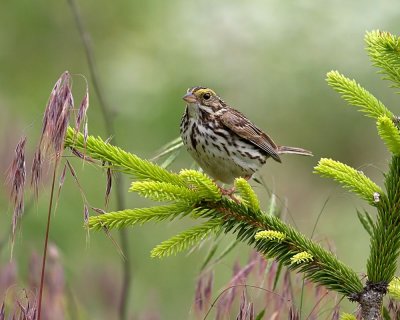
[255,309,266,320]
[273,261,283,290]
[314,158,383,205]
[326,70,393,119]
[151,136,183,161]
[212,239,240,266]
[377,115,400,155]
[268,193,278,216]
[356,209,374,236]
[382,307,391,320]
[199,240,219,271]
[159,149,181,169]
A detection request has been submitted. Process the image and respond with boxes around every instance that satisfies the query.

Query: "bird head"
[182,87,223,112]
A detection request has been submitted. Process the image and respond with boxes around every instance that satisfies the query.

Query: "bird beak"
[182,93,197,104]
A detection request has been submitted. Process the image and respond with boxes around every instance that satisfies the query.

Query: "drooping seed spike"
[7,137,27,241]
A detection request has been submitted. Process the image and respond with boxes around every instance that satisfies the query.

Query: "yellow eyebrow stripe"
[195,88,216,96]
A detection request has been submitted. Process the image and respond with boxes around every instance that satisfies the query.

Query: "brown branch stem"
[350,281,387,320]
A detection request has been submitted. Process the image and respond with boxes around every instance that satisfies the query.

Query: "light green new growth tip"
[255,230,286,242]
[314,158,383,205]
[235,178,260,211]
[65,127,186,186]
[88,203,191,230]
[66,125,364,296]
[365,30,400,89]
[150,219,221,258]
[377,116,400,155]
[388,277,400,300]
[339,313,357,320]
[179,169,221,201]
[326,70,393,120]
[290,251,313,265]
[130,181,201,204]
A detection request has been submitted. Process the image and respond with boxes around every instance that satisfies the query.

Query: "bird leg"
[214,176,253,203]
[219,186,236,196]
[219,186,240,203]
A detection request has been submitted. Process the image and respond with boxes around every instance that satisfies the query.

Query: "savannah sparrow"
[180,86,312,185]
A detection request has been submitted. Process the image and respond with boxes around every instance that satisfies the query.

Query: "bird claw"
[217,185,240,203]
[219,186,235,196]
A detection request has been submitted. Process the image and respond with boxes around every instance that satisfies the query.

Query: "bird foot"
[218,186,240,203]
[219,186,235,196]
[215,176,253,203]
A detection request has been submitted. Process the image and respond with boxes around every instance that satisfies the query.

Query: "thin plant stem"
[66,0,114,134]
[300,196,331,317]
[119,228,130,318]
[299,278,305,317]
[202,284,294,320]
[37,157,59,320]
[66,0,131,319]
[115,174,129,319]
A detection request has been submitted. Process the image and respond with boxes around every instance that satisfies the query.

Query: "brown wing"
[220,108,282,162]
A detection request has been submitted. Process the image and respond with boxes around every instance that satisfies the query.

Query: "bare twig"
[38,158,60,320]
[66,0,131,319]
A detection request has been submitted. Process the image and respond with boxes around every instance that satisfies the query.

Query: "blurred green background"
[1,0,400,319]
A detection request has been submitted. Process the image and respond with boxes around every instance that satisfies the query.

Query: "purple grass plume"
[31,72,73,198]
[6,137,27,242]
[195,250,344,319]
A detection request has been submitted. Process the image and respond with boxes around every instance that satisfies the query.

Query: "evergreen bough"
[64,30,400,320]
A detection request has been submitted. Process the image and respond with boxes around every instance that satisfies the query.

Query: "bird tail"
[277,145,313,157]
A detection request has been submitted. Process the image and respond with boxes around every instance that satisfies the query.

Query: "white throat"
[186,103,213,119]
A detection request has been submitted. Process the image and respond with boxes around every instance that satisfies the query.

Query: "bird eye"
[203,92,211,100]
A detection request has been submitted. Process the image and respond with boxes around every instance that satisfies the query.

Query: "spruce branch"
[209,198,363,296]
[340,313,357,320]
[365,30,400,89]
[150,219,221,258]
[290,251,314,265]
[63,29,400,320]
[88,204,192,230]
[356,210,374,237]
[255,230,286,242]
[367,156,400,283]
[179,169,221,201]
[65,127,185,186]
[67,128,363,298]
[326,70,393,119]
[323,31,400,320]
[234,178,260,211]
[376,116,400,155]
[388,277,400,300]
[314,158,383,205]
[130,181,201,203]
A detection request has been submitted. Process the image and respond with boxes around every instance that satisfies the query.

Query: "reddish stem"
[37,158,59,320]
